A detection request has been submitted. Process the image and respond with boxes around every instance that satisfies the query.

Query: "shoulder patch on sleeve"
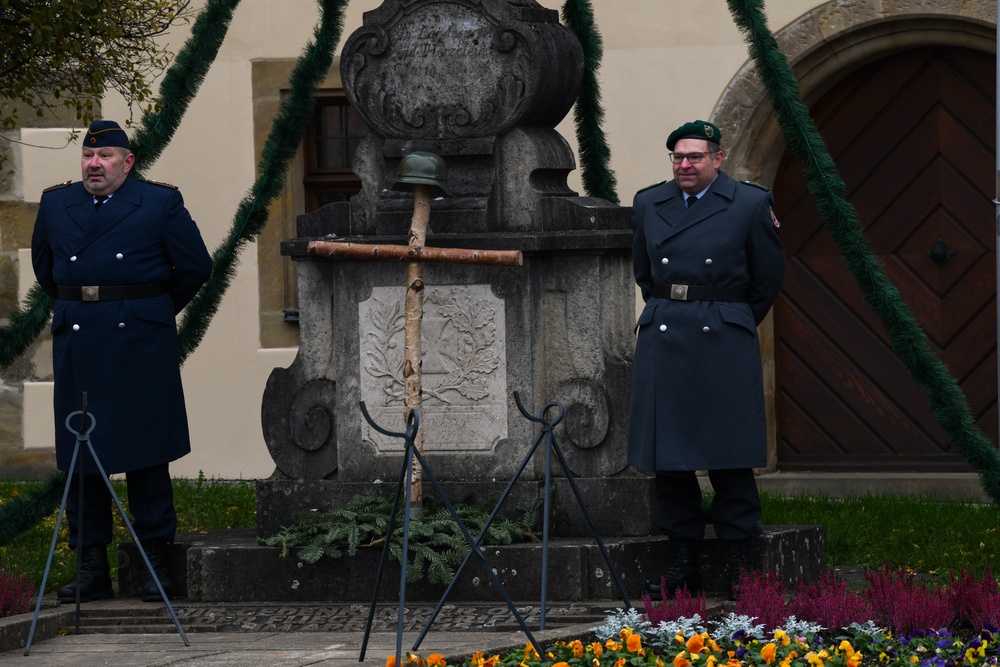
[740,179,770,191]
[42,180,73,193]
[146,179,179,190]
[636,180,666,194]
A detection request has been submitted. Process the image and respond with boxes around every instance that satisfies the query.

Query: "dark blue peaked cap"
[84,120,131,150]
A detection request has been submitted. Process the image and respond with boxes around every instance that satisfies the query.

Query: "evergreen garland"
[726,0,1000,505]
[0,285,52,372]
[0,473,65,546]
[177,0,349,361]
[561,0,619,204]
[130,0,244,174]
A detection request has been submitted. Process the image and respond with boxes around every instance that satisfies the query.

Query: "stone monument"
[118,0,827,604]
[258,0,644,539]
[146,0,826,603]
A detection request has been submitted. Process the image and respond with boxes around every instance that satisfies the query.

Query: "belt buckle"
[670,284,688,300]
[81,286,100,302]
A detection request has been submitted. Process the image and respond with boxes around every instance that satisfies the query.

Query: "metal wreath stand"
[357,392,633,664]
[23,392,188,656]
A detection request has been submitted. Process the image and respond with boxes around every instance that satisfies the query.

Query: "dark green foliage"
[0,284,53,372]
[176,0,349,361]
[0,472,64,547]
[0,476,255,592]
[725,0,1000,506]
[259,491,543,585]
[760,493,1000,573]
[130,0,244,174]
[561,0,619,204]
[0,0,193,131]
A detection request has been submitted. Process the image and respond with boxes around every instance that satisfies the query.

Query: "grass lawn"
[1,478,998,592]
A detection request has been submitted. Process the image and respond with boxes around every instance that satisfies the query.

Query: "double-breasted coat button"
[659,324,667,332]
[660,258,669,265]
[705,258,713,265]
[118,323,125,329]
[702,326,711,333]
[70,256,77,262]
[72,324,80,331]
[116,253,123,260]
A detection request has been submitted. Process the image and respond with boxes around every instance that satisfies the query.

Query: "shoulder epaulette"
[42,180,73,193]
[146,179,178,190]
[740,180,770,191]
[636,180,666,194]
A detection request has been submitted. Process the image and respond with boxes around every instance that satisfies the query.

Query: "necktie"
[94,196,109,211]
[686,196,698,208]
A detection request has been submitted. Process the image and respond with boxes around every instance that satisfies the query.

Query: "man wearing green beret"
[627,119,785,600]
[31,119,213,603]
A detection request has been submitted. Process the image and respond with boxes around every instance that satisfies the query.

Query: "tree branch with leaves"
[0,0,194,131]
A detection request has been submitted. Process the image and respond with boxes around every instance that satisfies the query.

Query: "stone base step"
[117,525,825,603]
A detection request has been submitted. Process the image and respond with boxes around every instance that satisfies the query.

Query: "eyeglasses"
[669,152,717,165]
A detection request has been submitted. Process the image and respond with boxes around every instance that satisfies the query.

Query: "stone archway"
[712,0,996,471]
[714,0,995,185]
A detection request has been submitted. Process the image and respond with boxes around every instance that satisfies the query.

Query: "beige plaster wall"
[14,0,827,479]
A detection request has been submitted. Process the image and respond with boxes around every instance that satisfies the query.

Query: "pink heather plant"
[786,570,873,631]
[863,565,954,634]
[949,567,1000,631]
[733,568,787,630]
[0,568,35,618]
[641,584,708,625]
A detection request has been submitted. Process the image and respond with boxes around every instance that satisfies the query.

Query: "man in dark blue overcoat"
[31,120,212,602]
[628,120,785,600]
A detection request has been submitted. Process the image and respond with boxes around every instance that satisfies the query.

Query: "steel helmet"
[391,151,453,197]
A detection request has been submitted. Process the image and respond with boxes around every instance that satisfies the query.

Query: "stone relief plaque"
[359,284,507,453]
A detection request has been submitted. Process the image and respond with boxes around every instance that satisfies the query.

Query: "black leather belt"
[650,283,748,302]
[57,282,169,302]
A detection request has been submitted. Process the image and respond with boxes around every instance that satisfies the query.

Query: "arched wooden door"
[773,46,997,471]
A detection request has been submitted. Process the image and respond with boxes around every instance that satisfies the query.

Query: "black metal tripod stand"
[23,392,188,655]
[357,402,543,664]
[411,392,632,652]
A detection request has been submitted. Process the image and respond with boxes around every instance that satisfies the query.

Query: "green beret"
[84,119,131,150]
[666,120,722,151]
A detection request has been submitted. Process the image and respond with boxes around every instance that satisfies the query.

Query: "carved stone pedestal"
[259,0,650,540]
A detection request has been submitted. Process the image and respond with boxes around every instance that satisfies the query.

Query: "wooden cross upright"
[307,153,522,505]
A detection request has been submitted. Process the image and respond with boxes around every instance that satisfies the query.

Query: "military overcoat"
[31,175,212,474]
[627,171,785,472]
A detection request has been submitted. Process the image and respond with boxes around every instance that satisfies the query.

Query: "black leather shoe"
[138,541,174,602]
[57,545,114,603]
[646,539,704,598]
[726,539,753,601]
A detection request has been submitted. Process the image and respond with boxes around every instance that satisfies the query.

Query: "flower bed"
[390,566,1000,667]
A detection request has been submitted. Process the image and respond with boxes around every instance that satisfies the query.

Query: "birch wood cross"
[307,153,522,505]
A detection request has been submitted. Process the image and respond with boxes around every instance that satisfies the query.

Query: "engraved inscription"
[359,284,507,453]
[343,6,529,138]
